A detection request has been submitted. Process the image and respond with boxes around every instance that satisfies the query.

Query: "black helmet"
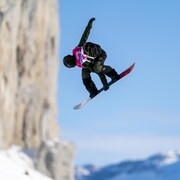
[63,55,76,68]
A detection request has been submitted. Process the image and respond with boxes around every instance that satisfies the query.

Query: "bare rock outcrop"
[36,139,76,180]
[0,0,59,149]
[0,1,75,180]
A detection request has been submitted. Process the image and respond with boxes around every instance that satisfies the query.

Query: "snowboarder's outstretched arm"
[78,18,95,47]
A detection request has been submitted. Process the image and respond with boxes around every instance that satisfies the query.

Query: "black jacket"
[77,20,107,61]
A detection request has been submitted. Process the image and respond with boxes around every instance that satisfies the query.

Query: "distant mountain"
[75,151,180,180]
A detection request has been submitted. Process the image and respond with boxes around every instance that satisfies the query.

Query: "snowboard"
[73,63,135,110]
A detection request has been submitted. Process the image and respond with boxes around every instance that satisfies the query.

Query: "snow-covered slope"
[75,151,180,180]
[0,146,52,180]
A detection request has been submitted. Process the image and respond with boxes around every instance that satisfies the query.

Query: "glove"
[88,18,96,28]
[89,18,95,23]
[103,83,109,91]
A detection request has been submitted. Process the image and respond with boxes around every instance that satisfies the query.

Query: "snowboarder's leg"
[82,68,99,98]
[94,60,111,73]
[94,61,119,83]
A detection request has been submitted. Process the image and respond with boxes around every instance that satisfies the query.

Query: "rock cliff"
[0,0,75,180]
[0,0,59,148]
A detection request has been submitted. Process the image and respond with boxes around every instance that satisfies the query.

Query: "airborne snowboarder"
[63,18,120,98]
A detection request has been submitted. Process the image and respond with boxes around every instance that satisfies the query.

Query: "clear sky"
[58,0,180,166]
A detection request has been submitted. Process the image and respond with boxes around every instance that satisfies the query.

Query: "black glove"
[103,83,109,91]
[88,18,96,28]
[89,18,95,23]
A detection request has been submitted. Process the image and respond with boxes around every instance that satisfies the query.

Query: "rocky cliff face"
[0,0,59,149]
[0,0,75,180]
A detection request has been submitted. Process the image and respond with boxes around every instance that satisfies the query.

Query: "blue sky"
[58,0,180,165]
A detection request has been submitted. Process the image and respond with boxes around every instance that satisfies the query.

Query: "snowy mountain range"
[75,151,180,180]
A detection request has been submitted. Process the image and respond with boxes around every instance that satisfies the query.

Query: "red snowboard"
[74,63,135,110]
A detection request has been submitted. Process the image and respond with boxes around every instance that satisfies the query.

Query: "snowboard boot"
[89,88,99,98]
[83,77,99,98]
[105,69,119,83]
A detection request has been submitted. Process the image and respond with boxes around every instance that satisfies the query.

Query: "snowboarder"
[63,18,120,98]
